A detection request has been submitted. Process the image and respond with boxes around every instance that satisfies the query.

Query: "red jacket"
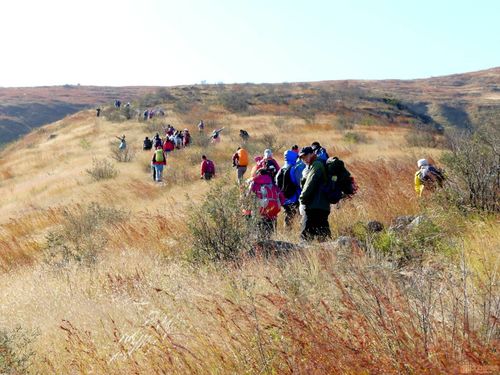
[201,159,215,176]
[163,139,175,152]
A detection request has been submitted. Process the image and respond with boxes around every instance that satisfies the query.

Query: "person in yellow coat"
[415,159,445,196]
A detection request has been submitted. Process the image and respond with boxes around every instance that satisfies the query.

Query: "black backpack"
[276,166,297,199]
[323,157,358,204]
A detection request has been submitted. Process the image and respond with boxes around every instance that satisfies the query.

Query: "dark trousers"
[301,209,331,242]
[203,172,213,180]
[283,203,299,227]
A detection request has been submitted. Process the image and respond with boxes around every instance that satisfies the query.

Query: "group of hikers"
[97,100,166,121]
[143,125,193,182]
[194,141,354,241]
[110,110,444,242]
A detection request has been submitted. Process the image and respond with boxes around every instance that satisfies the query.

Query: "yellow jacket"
[415,170,424,196]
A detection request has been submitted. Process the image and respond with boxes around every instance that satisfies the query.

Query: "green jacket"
[299,160,330,212]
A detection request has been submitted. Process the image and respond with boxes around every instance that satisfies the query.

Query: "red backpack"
[163,140,174,152]
[256,183,282,219]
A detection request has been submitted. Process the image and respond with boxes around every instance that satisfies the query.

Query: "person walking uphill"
[116,135,126,150]
[232,146,249,183]
[200,155,215,180]
[298,146,331,242]
[258,149,280,180]
[151,146,167,182]
[248,169,285,239]
[415,158,445,197]
[276,149,305,227]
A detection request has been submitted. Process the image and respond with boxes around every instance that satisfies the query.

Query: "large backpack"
[163,140,174,152]
[276,166,298,200]
[205,160,215,174]
[154,149,164,163]
[419,165,445,187]
[237,149,249,166]
[257,183,282,219]
[323,157,358,204]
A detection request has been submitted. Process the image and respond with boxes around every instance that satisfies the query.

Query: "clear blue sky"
[1,0,499,86]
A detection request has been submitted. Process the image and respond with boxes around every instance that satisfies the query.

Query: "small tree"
[441,126,499,212]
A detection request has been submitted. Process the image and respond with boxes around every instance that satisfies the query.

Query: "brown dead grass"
[0,101,497,374]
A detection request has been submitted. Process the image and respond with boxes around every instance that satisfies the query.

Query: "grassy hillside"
[0,85,498,373]
[1,67,498,146]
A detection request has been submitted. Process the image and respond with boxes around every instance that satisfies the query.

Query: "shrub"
[333,116,354,130]
[86,158,118,181]
[187,183,259,263]
[173,99,195,114]
[405,124,443,148]
[43,203,127,267]
[291,104,316,124]
[111,146,135,163]
[441,127,499,212]
[143,120,164,135]
[219,91,251,113]
[343,131,368,144]
[0,326,38,374]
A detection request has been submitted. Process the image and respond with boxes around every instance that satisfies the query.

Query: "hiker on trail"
[311,141,329,162]
[240,129,250,142]
[257,149,280,180]
[298,146,331,242]
[247,168,285,239]
[276,149,306,227]
[96,107,101,117]
[116,135,126,150]
[198,120,205,132]
[172,131,183,149]
[200,155,215,180]
[250,156,263,178]
[165,124,175,137]
[232,146,249,183]
[114,99,121,108]
[415,159,445,197]
[153,133,162,148]
[143,136,153,150]
[149,110,154,119]
[143,109,149,121]
[162,137,175,154]
[151,146,167,182]
[125,102,130,108]
[182,129,191,147]
[210,128,224,143]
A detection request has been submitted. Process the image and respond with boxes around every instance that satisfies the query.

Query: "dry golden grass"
[0,103,498,374]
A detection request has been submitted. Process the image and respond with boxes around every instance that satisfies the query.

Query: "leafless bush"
[188,183,259,262]
[441,126,499,212]
[43,203,127,267]
[111,146,135,163]
[86,158,118,181]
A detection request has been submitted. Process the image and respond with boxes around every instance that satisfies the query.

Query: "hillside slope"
[0,89,498,373]
[1,67,498,146]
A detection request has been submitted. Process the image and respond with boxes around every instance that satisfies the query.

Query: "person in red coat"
[200,155,215,180]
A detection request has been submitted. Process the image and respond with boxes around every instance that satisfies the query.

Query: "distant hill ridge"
[0,67,498,145]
